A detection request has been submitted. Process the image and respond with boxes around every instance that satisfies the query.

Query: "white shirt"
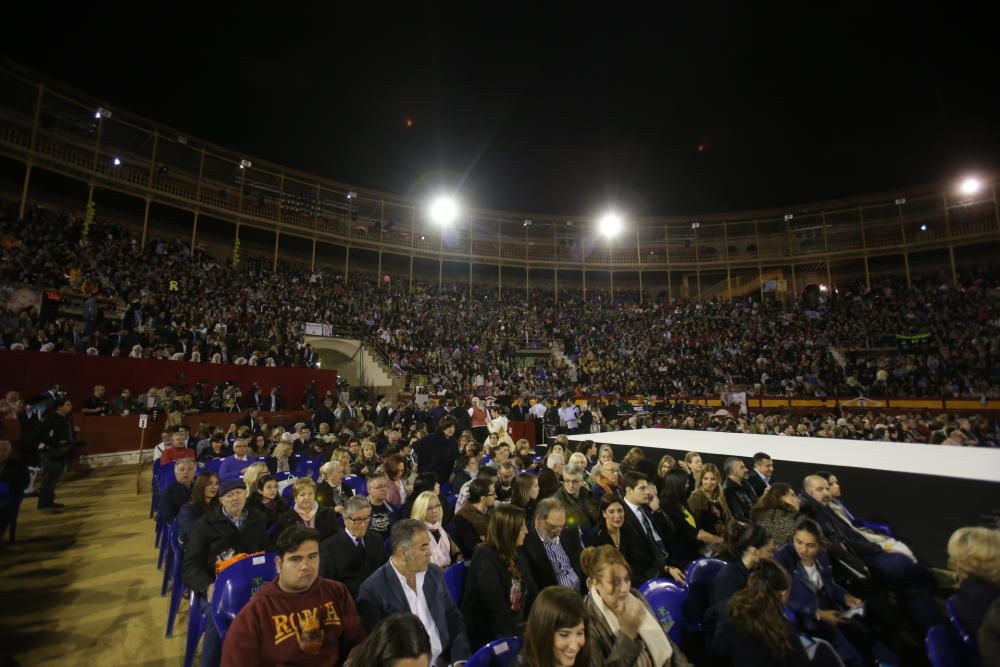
[624,497,662,543]
[390,560,443,666]
[558,405,579,428]
[529,403,547,419]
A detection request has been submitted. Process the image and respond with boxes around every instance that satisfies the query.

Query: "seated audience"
[218,437,253,480]
[246,473,289,526]
[687,462,729,538]
[320,497,389,599]
[220,525,366,667]
[747,451,774,498]
[453,477,494,560]
[383,453,409,507]
[365,473,397,542]
[265,440,294,475]
[712,520,775,607]
[177,471,220,542]
[276,477,341,541]
[160,432,196,466]
[462,504,537,650]
[520,497,584,593]
[315,460,353,514]
[589,460,621,502]
[411,490,461,568]
[494,461,517,502]
[537,453,564,500]
[947,526,1000,639]
[513,585,590,667]
[658,467,724,564]
[751,482,801,547]
[509,474,539,525]
[711,558,811,667]
[580,544,690,666]
[722,457,758,522]
[198,434,230,463]
[550,462,599,530]
[345,612,431,667]
[357,519,471,666]
[182,477,272,667]
[159,458,196,525]
[620,470,686,584]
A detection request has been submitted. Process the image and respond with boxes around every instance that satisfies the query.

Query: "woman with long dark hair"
[712,520,775,607]
[712,559,810,667]
[246,473,289,525]
[588,494,657,584]
[176,471,219,542]
[657,468,724,565]
[346,612,431,667]
[462,504,537,650]
[514,586,590,667]
[510,474,539,525]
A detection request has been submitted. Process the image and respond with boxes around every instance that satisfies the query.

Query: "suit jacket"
[621,500,682,574]
[747,470,770,499]
[587,526,660,584]
[462,544,538,650]
[551,486,599,530]
[723,478,757,522]
[797,494,881,560]
[774,543,847,634]
[160,481,193,525]
[413,431,459,486]
[319,529,388,598]
[358,561,471,667]
[520,527,584,592]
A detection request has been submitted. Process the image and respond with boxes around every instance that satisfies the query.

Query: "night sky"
[3,4,997,218]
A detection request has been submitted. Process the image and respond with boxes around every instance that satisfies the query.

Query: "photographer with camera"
[36,396,76,511]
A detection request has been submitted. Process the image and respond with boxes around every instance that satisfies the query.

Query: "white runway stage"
[567,429,1000,483]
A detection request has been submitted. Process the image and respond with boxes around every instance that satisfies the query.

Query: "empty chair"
[466,636,523,667]
[293,457,320,480]
[684,557,726,630]
[945,596,982,666]
[638,578,688,644]
[164,520,186,637]
[444,560,468,605]
[211,552,278,641]
[202,458,223,475]
[184,592,205,667]
[342,474,367,496]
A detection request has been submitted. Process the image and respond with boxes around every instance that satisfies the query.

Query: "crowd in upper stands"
[2,199,1000,402]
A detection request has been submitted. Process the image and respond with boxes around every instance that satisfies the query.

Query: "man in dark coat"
[35,397,76,510]
[319,496,388,598]
[519,497,584,593]
[412,416,458,486]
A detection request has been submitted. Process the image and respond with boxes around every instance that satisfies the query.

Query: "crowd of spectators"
[2,198,1000,404]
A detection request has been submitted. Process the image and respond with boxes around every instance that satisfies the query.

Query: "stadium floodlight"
[920,224,928,232]
[95,107,111,119]
[784,213,794,222]
[239,159,252,169]
[819,284,829,292]
[598,212,623,238]
[429,197,458,225]
[112,156,121,166]
[346,191,358,200]
[959,177,981,196]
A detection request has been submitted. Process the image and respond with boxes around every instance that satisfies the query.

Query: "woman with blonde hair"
[411,490,462,568]
[462,504,537,649]
[353,439,380,477]
[275,477,341,541]
[265,440,294,475]
[947,526,1000,637]
[688,462,730,538]
[580,544,690,666]
[241,462,269,494]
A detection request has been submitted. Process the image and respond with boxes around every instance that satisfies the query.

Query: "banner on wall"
[304,322,334,337]
[721,391,748,416]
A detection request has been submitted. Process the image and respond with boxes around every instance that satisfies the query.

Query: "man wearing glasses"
[365,473,397,542]
[551,463,599,530]
[320,496,388,598]
[219,437,253,481]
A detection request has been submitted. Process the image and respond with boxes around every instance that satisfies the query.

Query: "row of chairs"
[925,596,982,667]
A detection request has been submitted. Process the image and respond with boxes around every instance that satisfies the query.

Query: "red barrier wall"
[0,350,336,408]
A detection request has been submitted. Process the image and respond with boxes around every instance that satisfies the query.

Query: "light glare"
[960,177,981,196]
[598,213,623,238]
[429,197,458,225]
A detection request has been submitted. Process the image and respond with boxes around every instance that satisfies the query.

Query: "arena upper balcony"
[1,61,998,299]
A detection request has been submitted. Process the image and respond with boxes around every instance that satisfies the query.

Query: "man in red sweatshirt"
[221,525,367,666]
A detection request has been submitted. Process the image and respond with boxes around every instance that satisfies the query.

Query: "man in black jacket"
[319,496,388,598]
[520,497,584,592]
[183,478,272,667]
[35,397,75,510]
[413,415,458,486]
[159,458,196,525]
[722,456,757,522]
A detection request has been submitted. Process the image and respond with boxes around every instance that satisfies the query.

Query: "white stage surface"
[567,429,1000,483]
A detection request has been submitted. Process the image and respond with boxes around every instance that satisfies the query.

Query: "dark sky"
[4,3,997,218]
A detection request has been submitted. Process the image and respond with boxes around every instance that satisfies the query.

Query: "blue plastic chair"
[945,596,981,665]
[211,552,278,641]
[447,494,458,514]
[440,481,453,496]
[854,519,894,538]
[343,474,367,496]
[684,557,726,630]
[639,578,688,644]
[150,459,162,519]
[444,560,468,605]
[294,457,321,480]
[202,458,223,475]
[926,625,965,667]
[154,462,177,559]
[184,592,205,667]
[466,636,522,667]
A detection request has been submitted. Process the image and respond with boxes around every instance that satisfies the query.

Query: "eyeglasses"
[427,504,442,510]
[346,514,372,523]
